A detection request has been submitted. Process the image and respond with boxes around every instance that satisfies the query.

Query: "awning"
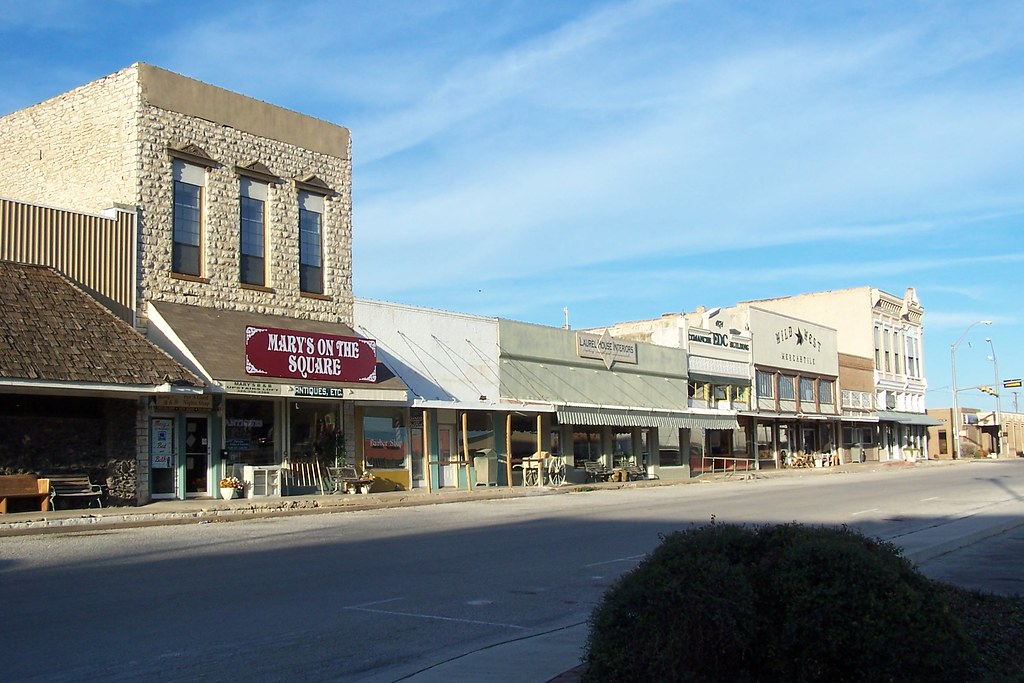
[148,301,408,401]
[556,407,738,431]
[877,410,943,426]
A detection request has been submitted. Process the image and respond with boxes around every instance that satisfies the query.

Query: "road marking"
[851,508,879,516]
[584,554,645,568]
[920,496,940,502]
[344,599,525,630]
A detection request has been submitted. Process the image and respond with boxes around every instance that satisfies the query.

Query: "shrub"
[583,523,979,682]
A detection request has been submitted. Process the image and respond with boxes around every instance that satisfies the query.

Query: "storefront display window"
[613,427,633,463]
[289,400,343,465]
[363,408,407,470]
[510,414,539,462]
[573,427,602,466]
[225,400,276,465]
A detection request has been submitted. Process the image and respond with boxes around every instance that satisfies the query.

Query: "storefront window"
[460,412,495,459]
[363,408,407,470]
[573,427,602,465]
[778,375,796,400]
[756,423,774,461]
[289,400,343,465]
[613,427,633,464]
[225,400,276,465]
[510,414,539,462]
[658,428,684,467]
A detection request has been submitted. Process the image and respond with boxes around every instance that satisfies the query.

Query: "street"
[2,460,1022,682]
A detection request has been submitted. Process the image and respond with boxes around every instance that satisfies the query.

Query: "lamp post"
[986,337,1002,457]
[951,320,992,459]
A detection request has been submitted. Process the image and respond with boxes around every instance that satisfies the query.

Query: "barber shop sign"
[245,326,377,382]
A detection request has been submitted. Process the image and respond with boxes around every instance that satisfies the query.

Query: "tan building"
[0,64,407,502]
[746,286,937,461]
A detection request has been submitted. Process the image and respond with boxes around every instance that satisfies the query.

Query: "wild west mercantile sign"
[747,307,838,375]
[245,326,377,382]
[576,330,638,369]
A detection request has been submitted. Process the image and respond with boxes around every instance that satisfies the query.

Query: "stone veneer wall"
[0,66,139,214]
[0,396,139,506]
[134,101,354,326]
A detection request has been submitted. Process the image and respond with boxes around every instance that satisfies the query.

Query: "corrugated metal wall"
[0,198,135,321]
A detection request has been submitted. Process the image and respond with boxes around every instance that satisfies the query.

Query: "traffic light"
[979,385,998,396]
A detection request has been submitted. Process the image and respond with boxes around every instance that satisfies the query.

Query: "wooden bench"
[336,466,375,494]
[583,460,613,483]
[621,463,648,481]
[46,474,104,510]
[0,474,50,513]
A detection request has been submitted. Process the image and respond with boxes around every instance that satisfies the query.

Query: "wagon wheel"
[549,462,566,486]
[524,466,539,487]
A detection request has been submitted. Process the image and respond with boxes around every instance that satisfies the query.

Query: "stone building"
[0,64,405,502]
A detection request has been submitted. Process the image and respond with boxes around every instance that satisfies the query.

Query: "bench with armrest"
[621,462,648,481]
[46,474,104,510]
[0,474,50,513]
[335,466,375,494]
[583,460,613,483]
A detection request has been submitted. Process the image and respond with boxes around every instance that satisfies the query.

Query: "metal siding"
[0,198,134,320]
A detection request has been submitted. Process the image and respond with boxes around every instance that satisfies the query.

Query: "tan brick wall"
[0,66,140,213]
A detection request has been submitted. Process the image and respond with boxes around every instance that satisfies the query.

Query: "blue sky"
[2,0,1022,413]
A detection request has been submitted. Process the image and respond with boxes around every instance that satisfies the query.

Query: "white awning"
[556,407,738,431]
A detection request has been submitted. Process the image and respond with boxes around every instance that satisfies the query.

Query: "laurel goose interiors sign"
[245,326,377,382]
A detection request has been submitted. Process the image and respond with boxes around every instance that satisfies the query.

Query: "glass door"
[151,416,177,498]
[185,415,210,496]
[438,424,455,487]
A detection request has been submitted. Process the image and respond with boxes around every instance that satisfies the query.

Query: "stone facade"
[0,62,354,328]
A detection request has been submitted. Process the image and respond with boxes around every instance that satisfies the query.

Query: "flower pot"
[220,487,236,500]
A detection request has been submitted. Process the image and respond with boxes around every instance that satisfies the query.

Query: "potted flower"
[219,476,244,500]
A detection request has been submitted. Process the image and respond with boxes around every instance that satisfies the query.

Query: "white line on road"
[584,554,646,568]
[851,508,879,516]
[920,497,940,502]
[344,604,525,630]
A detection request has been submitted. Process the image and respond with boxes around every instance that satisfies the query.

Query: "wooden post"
[535,413,544,487]
[505,413,513,488]
[423,409,432,493]
[462,411,471,490]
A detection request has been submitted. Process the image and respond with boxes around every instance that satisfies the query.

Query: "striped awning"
[556,407,738,431]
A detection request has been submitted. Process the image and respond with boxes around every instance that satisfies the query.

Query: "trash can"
[474,448,498,486]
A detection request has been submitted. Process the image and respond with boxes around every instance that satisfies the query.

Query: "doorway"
[150,416,177,499]
[185,415,210,496]
[438,424,456,487]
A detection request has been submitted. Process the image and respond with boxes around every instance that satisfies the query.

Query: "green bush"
[583,523,979,682]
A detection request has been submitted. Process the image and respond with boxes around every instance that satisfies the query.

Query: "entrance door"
[151,416,177,498]
[185,416,210,496]
[438,424,456,488]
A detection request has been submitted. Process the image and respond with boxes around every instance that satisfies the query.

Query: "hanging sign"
[245,326,377,383]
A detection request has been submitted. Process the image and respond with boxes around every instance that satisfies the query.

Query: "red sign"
[245,326,377,383]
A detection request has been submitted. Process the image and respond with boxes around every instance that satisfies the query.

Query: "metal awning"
[878,410,943,426]
[556,407,738,431]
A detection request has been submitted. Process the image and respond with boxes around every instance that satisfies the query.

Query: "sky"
[2,0,1022,414]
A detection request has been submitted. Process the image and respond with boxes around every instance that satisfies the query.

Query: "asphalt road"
[2,460,1021,682]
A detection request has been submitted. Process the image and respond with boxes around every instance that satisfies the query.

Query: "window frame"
[298,190,325,295]
[172,159,205,277]
[239,178,268,286]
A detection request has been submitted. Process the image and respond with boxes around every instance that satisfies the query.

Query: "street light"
[951,320,992,459]
[986,337,1001,457]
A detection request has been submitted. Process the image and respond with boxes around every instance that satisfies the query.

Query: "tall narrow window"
[299,191,323,294]
[778,375,796,401]
[883,328,891,372]
[873,324,881,369]
[756,371,775,399]
[172,159,204,276]
[799,377,815,403]
[240,179,267,286]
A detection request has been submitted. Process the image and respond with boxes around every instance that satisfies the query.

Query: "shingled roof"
[0,261,203,388]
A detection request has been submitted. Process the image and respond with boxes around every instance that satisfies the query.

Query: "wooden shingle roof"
[0,261,203,388]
